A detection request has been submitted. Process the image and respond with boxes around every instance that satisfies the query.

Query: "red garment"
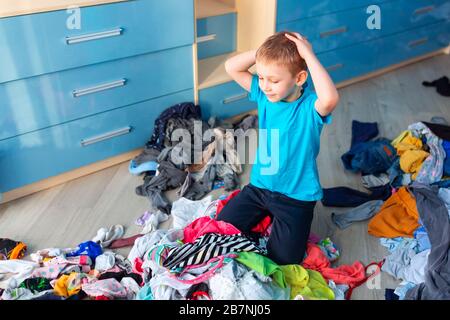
[109,234,143,249]
[216,189,272,235]
[251,216,272,234]
[215,189,241,218]
[95,295,110,300]
[302,243,366,289]
[184,216,241,243]
[133,257,144,274]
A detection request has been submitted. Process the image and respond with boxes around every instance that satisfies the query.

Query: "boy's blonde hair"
[256,31,307,77]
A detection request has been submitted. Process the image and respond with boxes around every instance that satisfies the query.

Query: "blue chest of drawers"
[0,0,195,196]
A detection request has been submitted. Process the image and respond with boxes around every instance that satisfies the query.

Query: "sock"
[135,211,153,226]
[109,234,143,249]
[422,76,450,97]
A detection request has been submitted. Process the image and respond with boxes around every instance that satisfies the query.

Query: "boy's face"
[255,60,306,103]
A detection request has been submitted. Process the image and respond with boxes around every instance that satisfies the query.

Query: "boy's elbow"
[322,92,340,112]
[224,59,233,75]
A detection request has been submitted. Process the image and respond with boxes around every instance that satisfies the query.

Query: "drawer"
[276,0,388,24]
[0,89,194,192]
[199,81,257,120]
[376,21,450,69]
[315,41,381,84]
[197,13,237,60]
[315,21,450,84]
[0,0,194,84]
[0,45,194,141]
[397,0,450,30]
[277,0,448,54]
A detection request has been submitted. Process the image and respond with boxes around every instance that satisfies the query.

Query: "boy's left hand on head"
[285,32,314,60]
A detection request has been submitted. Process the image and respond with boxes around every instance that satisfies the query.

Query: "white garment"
[149,271,192,300]
[239,270,290,300]
[141,211,169,235]
[209,261,290,300]
[208,261,247,300]
[171,196,213,229]
[140,228,184,281]
[438,188,450,219]
[127,229,167,265]
[159,228,184,246]
[95,252,116,272]
[30,247,76,263]
[403,249,430,284]
[120,277,141,300]
[328,280,349,300]
[203,199,220,218]
[0,260,38,289]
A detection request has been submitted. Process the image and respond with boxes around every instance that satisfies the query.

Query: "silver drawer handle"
[413,5,435,15]
[222,93,248,104]
[320,26,347,38]
[81,126,132,147]
[72,79,127,97]
[197,34,217,43]
[408,37,428,48]
[66,28,123,44]
[326,63,344,72]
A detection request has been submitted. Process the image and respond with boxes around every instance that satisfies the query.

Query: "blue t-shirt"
[249,75,331,201]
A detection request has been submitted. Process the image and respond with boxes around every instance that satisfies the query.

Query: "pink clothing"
[308,232,321,244]
[302,243,366,289]
[215,189,241,217]
[31,264,68,279]
[81,278,128,299]
[183,216,241,243]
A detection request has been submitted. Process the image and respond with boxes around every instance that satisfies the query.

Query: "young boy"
[217,31,339,265]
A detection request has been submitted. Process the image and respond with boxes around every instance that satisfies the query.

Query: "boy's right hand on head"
[285,33,314,60]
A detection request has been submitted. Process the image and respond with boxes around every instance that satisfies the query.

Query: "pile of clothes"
[1,102,378,301]
[130,102,258,215]
[324,120,450,300]
[1,191,380,300]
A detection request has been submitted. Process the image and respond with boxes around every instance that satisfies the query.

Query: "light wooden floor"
[1,54,449,300]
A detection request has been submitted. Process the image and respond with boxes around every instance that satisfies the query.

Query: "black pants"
[216,184,316,265]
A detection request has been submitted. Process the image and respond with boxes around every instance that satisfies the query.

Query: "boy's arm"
[285,33,339,117]
[224,50,257,92]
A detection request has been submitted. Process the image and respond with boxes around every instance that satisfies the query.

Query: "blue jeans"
[341,138,398,175]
